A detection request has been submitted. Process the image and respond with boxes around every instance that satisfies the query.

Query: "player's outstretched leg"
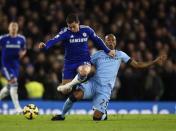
[57,64,94,93]
[51,89,84,121]
[57,74,82,92]
[51,97,75,121]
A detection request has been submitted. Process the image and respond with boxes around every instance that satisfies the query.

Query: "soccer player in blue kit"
[39,13,115,91]
[51,34,166,121]
[0,22,26,113]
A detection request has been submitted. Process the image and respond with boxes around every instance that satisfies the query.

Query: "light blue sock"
[61,98,74,117]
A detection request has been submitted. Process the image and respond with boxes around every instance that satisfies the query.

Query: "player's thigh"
[2,67,17,81]
[93,93,109,114]
[63,67,77,80]
[78,81,95,99]
[63,62,85,80]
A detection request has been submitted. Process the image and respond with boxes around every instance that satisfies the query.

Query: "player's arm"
[19,49,26,59]
[0,35,2,47]
[129,55,167,69]
[88,53,99,78]
[88,27,115,57]
[19,36,27,59]
[39,29,67,49]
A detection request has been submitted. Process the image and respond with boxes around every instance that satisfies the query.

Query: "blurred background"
[0,0,175,101]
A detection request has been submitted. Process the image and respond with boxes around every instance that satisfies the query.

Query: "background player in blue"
[0,22,26,113]
[39,13,115,91]
[51,34,167,121]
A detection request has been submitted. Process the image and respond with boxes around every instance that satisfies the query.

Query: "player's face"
[8,22,19,35]
[67,22,79,32]
[105,34,116,50]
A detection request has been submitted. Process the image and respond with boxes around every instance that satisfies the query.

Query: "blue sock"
[61,98,74,117]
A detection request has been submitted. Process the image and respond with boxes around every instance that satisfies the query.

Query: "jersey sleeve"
[119,51,131,63]
[0,35,3,46]
[21,36,26,50]
[88,27,110,54]
[45,28,68,49]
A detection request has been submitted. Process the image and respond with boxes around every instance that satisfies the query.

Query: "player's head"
[66,13,80,33]
[105,34,116,50]
[8,22,19,36]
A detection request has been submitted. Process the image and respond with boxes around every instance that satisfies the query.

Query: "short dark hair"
[66,13,79,24]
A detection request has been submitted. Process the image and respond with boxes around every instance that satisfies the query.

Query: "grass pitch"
[0,115,176,131]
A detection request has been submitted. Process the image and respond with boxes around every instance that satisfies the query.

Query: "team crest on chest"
[82,32,87,37]
[17,41,21,44]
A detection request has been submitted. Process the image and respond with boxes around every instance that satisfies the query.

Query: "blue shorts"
[79,80,110,114]
[63,61,91,79]
[1,66,19,80]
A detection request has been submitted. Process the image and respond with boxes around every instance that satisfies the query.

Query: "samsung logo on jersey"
[69,38,88,43]
[6,44,21,48]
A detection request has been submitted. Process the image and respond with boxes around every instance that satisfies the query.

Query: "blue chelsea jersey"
[44,25,110,64]
[0,34,26,65]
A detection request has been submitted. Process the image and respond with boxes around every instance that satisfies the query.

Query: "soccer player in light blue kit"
[0,22,26,113]
[39,13,115,92]
[51,34,166,121]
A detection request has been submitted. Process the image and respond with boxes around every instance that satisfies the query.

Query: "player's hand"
[108,50,116,57]
[19,50,26,59]
[38,42,46,49]
[155,54,167,65]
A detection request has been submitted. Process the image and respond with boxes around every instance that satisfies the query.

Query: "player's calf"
[93,110,107,121]
[9,78,22,113]
[51,89,84,121]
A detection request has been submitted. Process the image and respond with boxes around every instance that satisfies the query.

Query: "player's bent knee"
[78,65,91,76]
[8,78,17,84]
[93,110,103,121]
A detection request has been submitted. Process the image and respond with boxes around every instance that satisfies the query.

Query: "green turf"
[0,115,176,131]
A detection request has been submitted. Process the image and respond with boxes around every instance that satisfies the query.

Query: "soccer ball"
[23,104,39,120]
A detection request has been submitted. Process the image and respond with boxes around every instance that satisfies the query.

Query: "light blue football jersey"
[90,50,131,91]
